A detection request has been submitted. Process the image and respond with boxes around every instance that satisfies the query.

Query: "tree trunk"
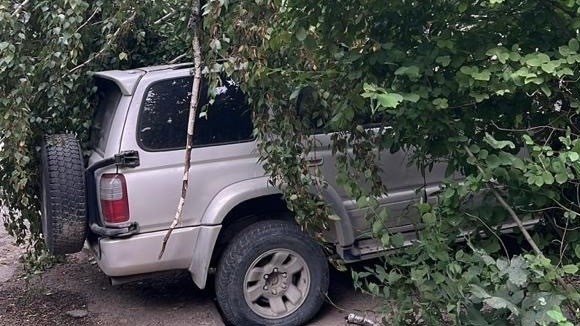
[159,0,202,259]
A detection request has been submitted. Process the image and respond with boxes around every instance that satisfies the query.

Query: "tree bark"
[159,0,202,259]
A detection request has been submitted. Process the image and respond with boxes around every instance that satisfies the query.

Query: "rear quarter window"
[90,79,122,152]
[138,77,252,151]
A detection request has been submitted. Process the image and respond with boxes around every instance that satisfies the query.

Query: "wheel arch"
[189,177,354,288]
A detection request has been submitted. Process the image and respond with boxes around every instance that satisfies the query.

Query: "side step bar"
[346,218,540,262]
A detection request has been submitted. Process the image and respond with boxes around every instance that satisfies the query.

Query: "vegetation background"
[2,0,580,324]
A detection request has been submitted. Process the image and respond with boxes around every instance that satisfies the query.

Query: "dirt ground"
[0,224,381,326]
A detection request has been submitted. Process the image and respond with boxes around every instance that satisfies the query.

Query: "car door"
[312,129,447,240]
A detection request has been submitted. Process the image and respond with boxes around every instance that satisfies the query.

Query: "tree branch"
[154,10,176,25]
[11,0,29,17]
[159,0,202,259]
[463,145,573,291]
[75,8,100,34]
[168,52,188,64]
[69,12,136,73]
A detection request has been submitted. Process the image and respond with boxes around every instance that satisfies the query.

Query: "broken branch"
[159,0,202,259]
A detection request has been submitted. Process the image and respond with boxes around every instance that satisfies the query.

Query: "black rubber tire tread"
[215,220,329,326]
[40,134,87,254]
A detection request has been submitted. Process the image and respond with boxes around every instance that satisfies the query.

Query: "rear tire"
[215,220,328,326]
[40,134,87,254]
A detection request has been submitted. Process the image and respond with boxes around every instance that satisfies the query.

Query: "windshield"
[90,79,122,152]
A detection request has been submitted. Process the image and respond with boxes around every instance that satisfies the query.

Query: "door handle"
[307,157,324,167]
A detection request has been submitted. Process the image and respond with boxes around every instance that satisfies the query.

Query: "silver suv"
[40,63,449,326]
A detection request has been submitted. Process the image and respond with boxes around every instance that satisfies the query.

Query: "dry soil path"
[0,223,381,325]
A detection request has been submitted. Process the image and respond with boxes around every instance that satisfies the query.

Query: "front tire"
[215,220,329,326]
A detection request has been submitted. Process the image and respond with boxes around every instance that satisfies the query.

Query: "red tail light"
[100,174,130,223]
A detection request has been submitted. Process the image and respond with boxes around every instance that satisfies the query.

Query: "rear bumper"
[91,227,200,277]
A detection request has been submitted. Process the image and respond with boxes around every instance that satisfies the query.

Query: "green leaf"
[486,154,501,169]
[391,233,405,247]
[403,93,420,103]
[380,233,390,246]
[540,85,552,97]
[422,212,436,225]
[562,264,578,274]
[484,133,515,149]
[507,256,529,286]
[295,28,307,41]
[569,38,580,52]
[464,307,490,326]
[470,284,490,299]
[543,172,554,185]
[560,45,574,56]
[484,296,519,315]
[376,93,404,108]
[472,70,491,81]
[387,271,402,283]
[541,61,560,74]
[394,65,420,78]
[522,134,534,145]
[372,219,384,235]
[547,309,566,323]
[525,76,545,85]
[512,158,525,171]
[556,173,568,184]
[460,66,476,74]
[486,47,510,63]
[435,56,451,67]
[469,144,480,153]
[432,98,449,109]
[470,92,490,103]
[525,53,550,67]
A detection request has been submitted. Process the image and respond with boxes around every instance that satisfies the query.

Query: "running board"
[346,218,540,262]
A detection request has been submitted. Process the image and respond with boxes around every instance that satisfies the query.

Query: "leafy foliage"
[201,0,580,324]
[2,0,580,324]
[0,0,190,263]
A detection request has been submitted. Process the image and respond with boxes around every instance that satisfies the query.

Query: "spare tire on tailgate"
[40,134,87,254]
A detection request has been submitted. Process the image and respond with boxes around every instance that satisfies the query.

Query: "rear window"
[90,79,122,151]
[138,77,252,151]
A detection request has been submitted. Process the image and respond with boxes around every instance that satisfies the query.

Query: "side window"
[138,77,253,151]
[91,79,122,152]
